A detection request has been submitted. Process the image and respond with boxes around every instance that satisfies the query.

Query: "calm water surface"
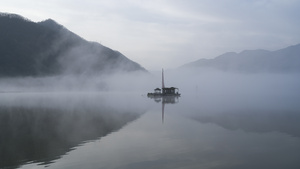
[1,89,300,169]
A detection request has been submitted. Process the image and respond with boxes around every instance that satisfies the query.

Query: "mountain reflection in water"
[1,89,300,169]
[0,93,144,169]
[191,110,300,138]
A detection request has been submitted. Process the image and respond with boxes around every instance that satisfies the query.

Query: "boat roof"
[162,87,178,89]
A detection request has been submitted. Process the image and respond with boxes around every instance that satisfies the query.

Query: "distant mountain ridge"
[183,44,300,73]
[0,12,146,77]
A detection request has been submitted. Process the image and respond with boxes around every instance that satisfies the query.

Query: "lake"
[1,74,300,169]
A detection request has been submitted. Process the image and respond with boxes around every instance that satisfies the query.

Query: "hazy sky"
[1,0,300,70]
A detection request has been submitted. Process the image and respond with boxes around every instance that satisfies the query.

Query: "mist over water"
[1,68,300,168]
[0,70,151,92]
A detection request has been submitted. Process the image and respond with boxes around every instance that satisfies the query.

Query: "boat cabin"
[154,88,161,94]
[147,69,181,97]
[162,87,179,95]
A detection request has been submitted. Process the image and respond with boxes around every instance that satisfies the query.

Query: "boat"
[147,69,181,97]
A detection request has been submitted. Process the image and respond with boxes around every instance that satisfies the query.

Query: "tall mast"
[162,68,165,88]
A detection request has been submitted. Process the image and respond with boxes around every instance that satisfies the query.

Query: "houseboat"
[147,69,181,97]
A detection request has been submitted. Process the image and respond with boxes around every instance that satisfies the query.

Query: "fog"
[0,71,149,92]
[5,66,297,122]
[1,67,300,168]
[3,67,299,133]
[1,67,299,98]
[160,68,300,117]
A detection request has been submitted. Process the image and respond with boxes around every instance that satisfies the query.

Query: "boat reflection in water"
[147,95,180,123]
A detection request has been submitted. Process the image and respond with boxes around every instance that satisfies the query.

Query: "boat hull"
[147,93,181,97]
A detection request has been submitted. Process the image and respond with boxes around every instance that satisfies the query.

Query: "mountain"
[182,44,300,73]
[0,13,146,77]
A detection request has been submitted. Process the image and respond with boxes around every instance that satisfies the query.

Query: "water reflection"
[28,96,300,169]
[191,110,300,138]
[147,95,179,104]
[2,91,300,169]
[176,91,300,138]
[147,95,179,123]
[0,92,145,169]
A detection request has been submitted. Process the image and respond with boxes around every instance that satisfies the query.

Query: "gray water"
[1,73,300,169]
